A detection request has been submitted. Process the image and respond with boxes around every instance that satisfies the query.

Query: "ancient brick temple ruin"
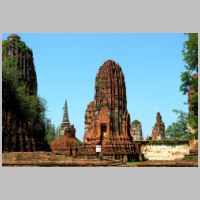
[84,60,131,145]
[152,112,165,141]
[130,120,143,141]
[58,100,74,137]
[82,60,139,160]
[51,100,78,152]
[2,34,49,152]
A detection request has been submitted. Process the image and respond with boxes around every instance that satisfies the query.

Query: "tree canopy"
[165,110,192,140]
[131,120,141,126]
[180,33,198,131]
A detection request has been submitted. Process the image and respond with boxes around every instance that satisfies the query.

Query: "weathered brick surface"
[51,100,78,152]
[130,121,143,141]
[51,134,78,152]
[2,34,49,152]
[140,144,190,160]
[83,60,132,149]
[2,152,197,167]
[2,152,122,167]
[189,139,198,154]
[152,112,165,141]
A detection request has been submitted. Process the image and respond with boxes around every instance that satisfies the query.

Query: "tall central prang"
[84,60,132,146]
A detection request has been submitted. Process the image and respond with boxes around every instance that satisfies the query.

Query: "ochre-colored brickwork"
[152,112,165,141]
[51,100,78,151]
[83,60,132,149]
[51,134,78,152]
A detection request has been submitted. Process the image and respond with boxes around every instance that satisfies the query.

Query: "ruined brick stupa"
[51,100,77,151]
[152,112,165,141]
[130,120,143,141]
[58,100,75,137]
[83,60,132,147]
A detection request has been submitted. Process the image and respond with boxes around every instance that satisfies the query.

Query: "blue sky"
[2,33,188,140]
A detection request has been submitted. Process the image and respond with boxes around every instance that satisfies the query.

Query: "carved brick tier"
[83,60,132,148]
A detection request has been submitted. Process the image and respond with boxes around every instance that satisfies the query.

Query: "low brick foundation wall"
[2,141,197,166]
[2,152,122,167]
[140,141,191,161]
[50,141,197,162]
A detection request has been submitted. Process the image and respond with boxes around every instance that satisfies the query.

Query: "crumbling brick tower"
[152,112,165,141]
[2,34,49,152]
[83,60,132,147]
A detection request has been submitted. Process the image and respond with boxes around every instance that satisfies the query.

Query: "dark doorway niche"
[100,124,107,144]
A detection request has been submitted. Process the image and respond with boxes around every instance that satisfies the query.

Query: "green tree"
[131,120,141,126]
[45,118,56,144]
[76,139,83,147]
[2,58,46,122]
[180,33,198,131]
[182,33,198,72]
[165,109,191,140]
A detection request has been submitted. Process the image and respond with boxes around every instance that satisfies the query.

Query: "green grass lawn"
[183,155,198,161]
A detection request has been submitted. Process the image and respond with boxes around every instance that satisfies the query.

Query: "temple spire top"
[62,100,69,125]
